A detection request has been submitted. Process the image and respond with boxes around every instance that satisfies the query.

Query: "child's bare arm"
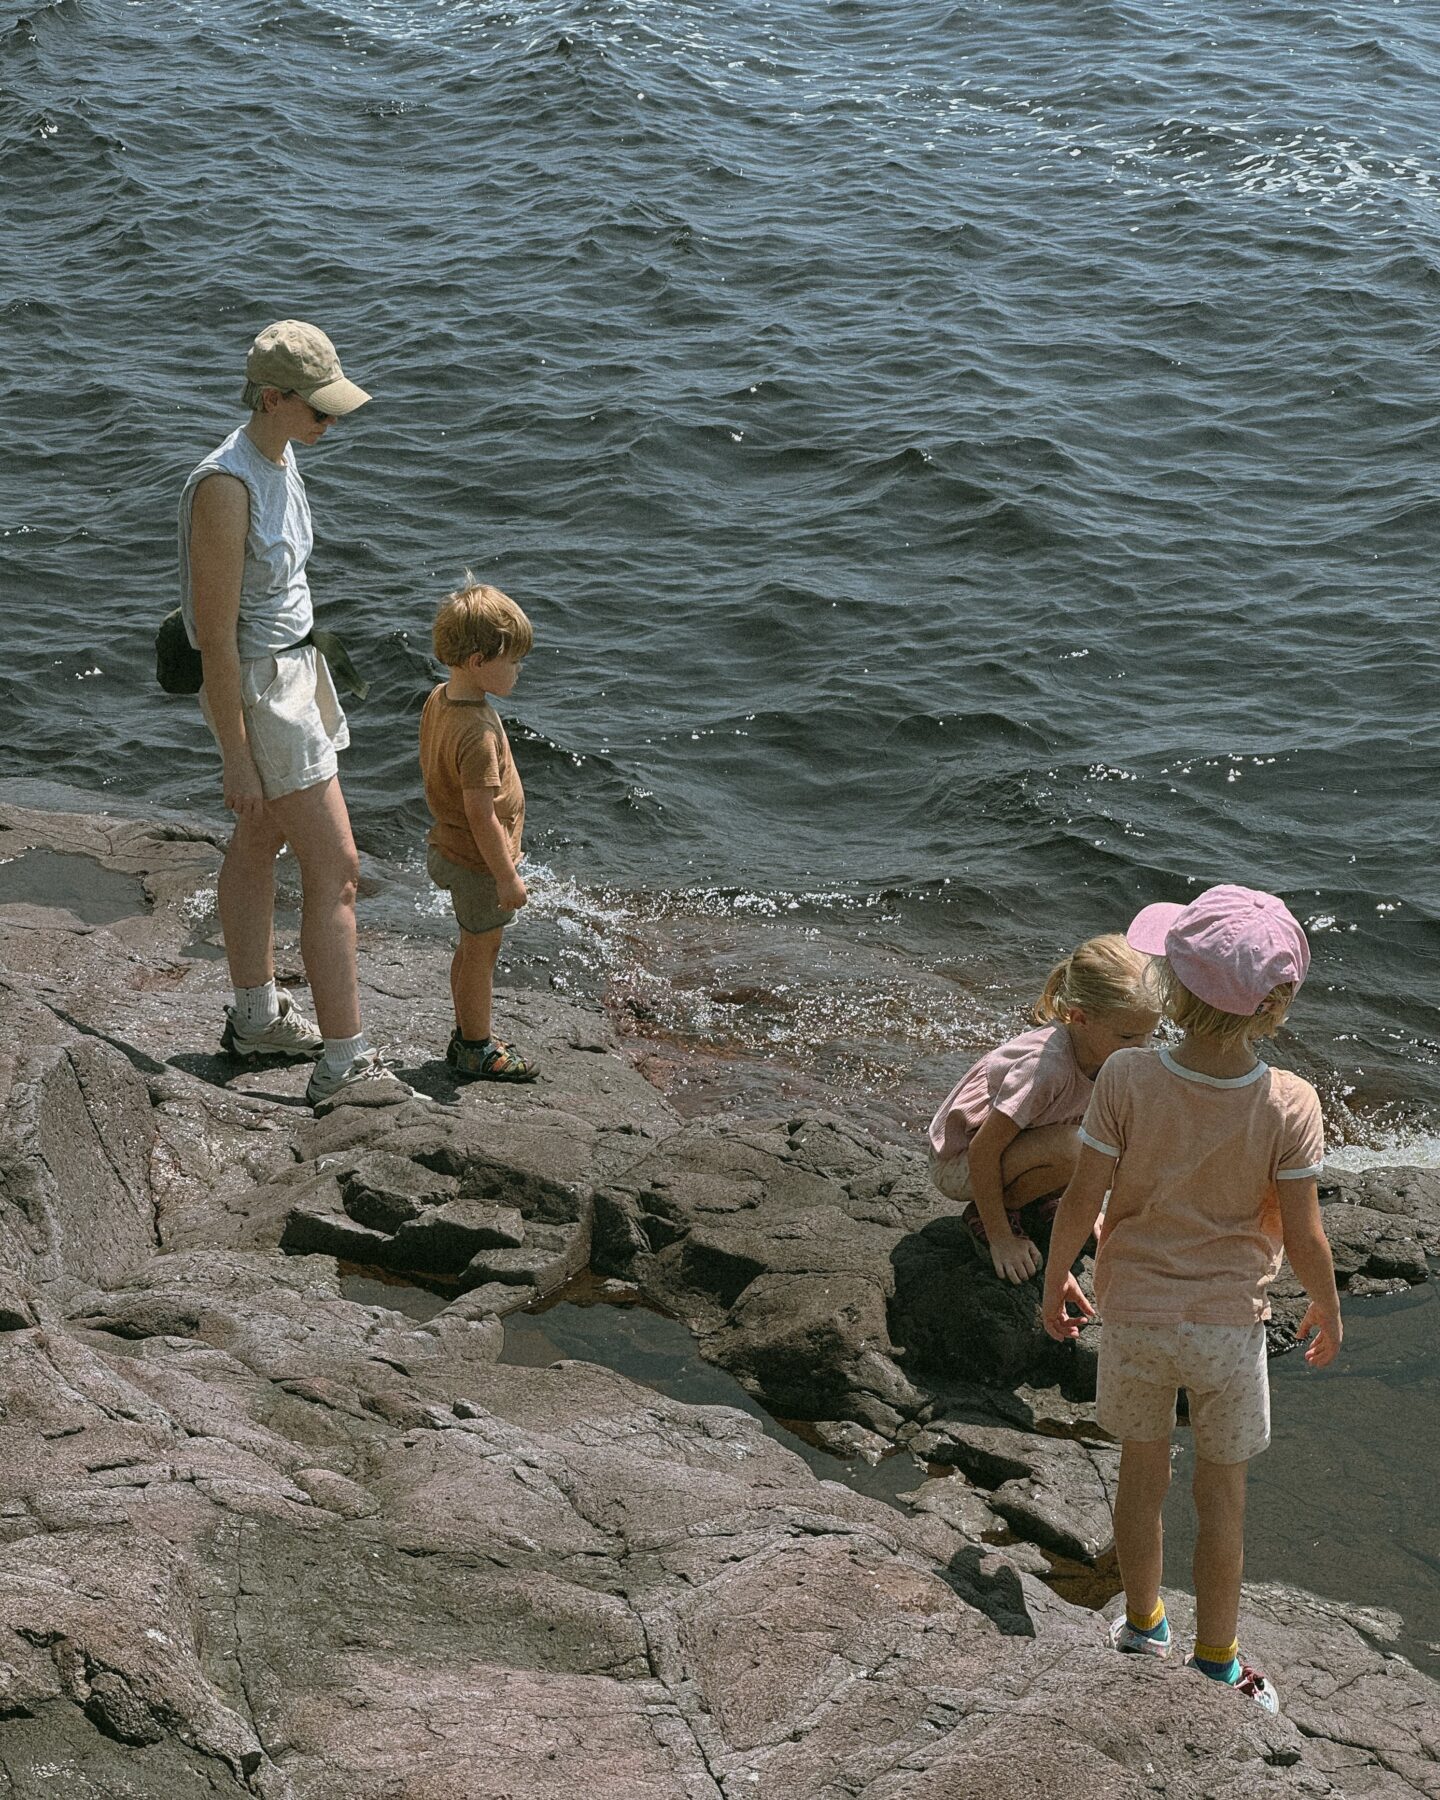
[461,788,526,912]
[1040,1146,1111,1340]
[967,1109,1039,1285]
[1277,1177,1342,1367]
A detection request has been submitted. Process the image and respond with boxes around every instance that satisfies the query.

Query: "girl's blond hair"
[433,575,534,667]
[1033,933,1155,1023]
[1158,967,1295,1044]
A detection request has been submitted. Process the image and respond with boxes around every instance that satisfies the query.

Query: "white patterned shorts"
[928,1149,972,1202]
[1097,1321,1270,1465]
[202,644,349,801]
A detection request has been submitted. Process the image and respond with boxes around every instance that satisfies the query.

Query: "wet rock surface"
[0,795,1436,1797]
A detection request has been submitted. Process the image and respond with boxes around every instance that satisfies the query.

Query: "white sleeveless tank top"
[178,425,314,658]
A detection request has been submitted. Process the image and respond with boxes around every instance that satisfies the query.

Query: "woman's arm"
[190,473,265,820]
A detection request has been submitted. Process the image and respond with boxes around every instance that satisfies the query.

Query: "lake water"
[3,0,1438,1155]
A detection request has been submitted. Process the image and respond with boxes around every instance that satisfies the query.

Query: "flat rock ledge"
[0,795,1435,1799]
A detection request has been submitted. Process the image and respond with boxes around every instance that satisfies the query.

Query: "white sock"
[234,980,281,1031]
[321,1031,369,1076]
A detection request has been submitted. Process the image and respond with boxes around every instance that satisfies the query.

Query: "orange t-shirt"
[419,684,525,874]
[1080,1046,1324,1325]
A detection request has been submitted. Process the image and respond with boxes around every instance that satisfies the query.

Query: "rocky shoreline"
[0,795,1436,1798]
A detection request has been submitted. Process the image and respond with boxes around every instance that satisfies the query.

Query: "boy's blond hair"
[1159,966,1294,1043]
[433,576,534,667]
[1033,933,1155,1024]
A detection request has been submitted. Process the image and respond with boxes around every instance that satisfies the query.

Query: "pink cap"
[1126,884,1310,1016]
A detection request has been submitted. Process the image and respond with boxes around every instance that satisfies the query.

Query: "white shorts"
[928,1148,972,1203]
[202,644,349,801]
[1097,1321,1270,1465]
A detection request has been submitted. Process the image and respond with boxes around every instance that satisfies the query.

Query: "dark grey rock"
[0,796,1433,1798]
[387,1196,527,1267]
[0,1270,39,1331]
[594,1114,943,1427]
[913,1418,1120,1563]
[888,1210,1100,1398]
[338,1149,459,1230]
[1322,1164,1440,1258]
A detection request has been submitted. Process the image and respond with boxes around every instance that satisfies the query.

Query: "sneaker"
[1109,1613,1171,1659]
[1235,1664,1281,1714]
[220,992,323,1061]
[305,1048,413,1116]
[1186,1655,1281,1715]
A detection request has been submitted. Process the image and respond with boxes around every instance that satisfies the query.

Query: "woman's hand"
[496,870,527,911]
[223,749,267,821]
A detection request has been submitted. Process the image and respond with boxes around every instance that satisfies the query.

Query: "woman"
[178,320,408,1113]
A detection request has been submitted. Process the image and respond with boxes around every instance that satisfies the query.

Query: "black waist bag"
[155,609,203,694]
[154,613,368,701]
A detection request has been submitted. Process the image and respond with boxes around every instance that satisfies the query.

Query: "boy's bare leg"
[452,925,504,1042]
[1192,1456,1248,1652]
[1113,1438,1172,1622]
[265,777,362,1040]
[217,810,285,989]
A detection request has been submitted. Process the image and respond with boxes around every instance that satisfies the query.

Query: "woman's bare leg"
[265,777,361,1040]
[217,810,286,989]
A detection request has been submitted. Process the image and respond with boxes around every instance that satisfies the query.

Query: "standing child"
[420,578,539,1082]
[928,936,1159,1284]
[1042,885,1342,1714]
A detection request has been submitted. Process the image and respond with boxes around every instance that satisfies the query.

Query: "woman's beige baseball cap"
[240,320,371,415]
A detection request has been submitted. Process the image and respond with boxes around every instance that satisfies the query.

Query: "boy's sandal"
[478,1040,538,1083]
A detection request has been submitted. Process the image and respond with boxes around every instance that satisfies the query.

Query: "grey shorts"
[201,644,349,801]
[1097,1321,1271,1464]
[427,846,515,936]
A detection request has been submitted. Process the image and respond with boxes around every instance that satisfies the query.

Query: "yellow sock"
[1128,1598,1166,1633]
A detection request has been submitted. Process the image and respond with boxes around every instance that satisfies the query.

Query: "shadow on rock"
[888,1212,1098,1400]
[940,1543,1037,1637]
[165,1049,312,1098]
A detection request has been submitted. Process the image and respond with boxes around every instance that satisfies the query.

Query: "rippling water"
[3,0,1438,1148]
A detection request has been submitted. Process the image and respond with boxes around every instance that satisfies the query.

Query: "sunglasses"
[282,391,336,424]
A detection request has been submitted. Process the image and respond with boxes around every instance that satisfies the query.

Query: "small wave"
[1328,1133,1440,1173]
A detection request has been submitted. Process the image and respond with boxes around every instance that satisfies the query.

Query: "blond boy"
[419,580,537,1081]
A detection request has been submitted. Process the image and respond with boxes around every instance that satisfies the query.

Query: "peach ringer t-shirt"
[928,1023,1093,1162]
[1080,1045,1324,1325]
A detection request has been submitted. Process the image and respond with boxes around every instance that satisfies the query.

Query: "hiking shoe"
[220,992,323,1061]
[446,1029,538,1083]
[1109,1614,1171,1659]
[1187,1656,1281,1715]
[305,1049,413,1116]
